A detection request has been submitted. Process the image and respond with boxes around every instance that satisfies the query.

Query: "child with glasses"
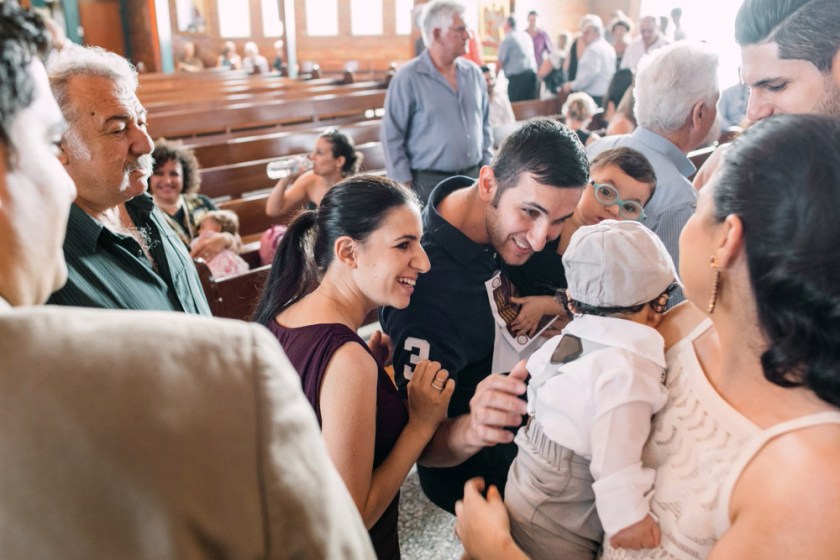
[504,147,657,341]
[503,220,678,559]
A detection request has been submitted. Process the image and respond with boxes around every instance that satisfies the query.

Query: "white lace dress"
[602,319,840,560]
[601,319,759,560]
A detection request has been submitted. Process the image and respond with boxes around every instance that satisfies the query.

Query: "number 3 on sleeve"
[402,337,430,380]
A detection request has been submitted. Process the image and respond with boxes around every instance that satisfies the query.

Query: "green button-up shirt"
[48,194,211,315]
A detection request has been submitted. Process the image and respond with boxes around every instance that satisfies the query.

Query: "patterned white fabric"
[601,318,759,560]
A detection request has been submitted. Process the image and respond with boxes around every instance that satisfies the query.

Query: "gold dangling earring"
[708,256,721,314]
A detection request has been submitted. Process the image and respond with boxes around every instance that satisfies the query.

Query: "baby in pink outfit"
[192,210,249,278]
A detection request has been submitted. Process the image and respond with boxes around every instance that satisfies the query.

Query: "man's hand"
[367,330,393,367]
[609,514,661,550]
[465,360,528,448]
[455,478,526,560]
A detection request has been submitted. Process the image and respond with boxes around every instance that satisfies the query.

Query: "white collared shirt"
[620,34,670,72]
[526,314,668,534]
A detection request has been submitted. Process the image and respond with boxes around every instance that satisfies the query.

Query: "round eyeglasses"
[591,181,646,221]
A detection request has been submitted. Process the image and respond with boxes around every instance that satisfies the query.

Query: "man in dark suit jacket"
[0,5,373,558]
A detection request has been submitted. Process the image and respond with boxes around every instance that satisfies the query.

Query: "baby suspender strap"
[527,334,609,415]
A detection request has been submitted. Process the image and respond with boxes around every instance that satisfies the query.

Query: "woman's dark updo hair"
[252,174,419,325]
[320,128,363,176]
[151,138,202,194]
[714,114,840,407]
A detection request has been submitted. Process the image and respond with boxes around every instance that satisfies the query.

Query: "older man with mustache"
[46,46,210,313]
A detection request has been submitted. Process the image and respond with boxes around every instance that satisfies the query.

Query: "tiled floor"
[398,466,463,559]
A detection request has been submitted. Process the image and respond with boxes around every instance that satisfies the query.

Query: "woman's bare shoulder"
[658,301,708,350]
[720,421,840,558]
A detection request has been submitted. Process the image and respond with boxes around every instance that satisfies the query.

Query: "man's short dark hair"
[480,65,491,74]
[528,10,538,17]
[490,118,589,205]
[736,0,840,73]
[0,1,50,156]
[507,16,516,29]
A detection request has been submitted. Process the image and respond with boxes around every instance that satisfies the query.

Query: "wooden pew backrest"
[195,259,270,321]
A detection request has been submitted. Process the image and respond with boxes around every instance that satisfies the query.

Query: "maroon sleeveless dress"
[267,321,408,559]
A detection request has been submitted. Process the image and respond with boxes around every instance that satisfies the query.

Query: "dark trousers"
[507,70,539,102]
[410,164,481,205]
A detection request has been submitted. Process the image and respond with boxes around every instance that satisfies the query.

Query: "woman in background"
[216,40,241,69]
[265,128,363,217]
[148,139,240,261]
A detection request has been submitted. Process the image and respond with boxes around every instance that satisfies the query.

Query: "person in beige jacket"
[0,4,374,559]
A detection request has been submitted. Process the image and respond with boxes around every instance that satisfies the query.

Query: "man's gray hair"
[634,42,719,134]
[579,14,604,37]
[736,0,840,73]
[421,0,465,48]
[47,46,137,125]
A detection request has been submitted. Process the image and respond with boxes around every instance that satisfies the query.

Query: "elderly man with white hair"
[588,42,719,305]
[46,46,211,313]
[381,0,492,203]
[561,14,615,107]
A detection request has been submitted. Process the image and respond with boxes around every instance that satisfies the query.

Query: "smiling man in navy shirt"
[381,119,589,513]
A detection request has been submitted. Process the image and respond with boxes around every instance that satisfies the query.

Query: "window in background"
[262,0,284,37]
[217,0,251,37]
[639,0,741,88]
[395,0,412,35]
[306,0,339,36]
[177,0,208,33]
[351,0,383,35]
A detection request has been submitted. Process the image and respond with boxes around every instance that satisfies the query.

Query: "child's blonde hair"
[562,92,599,122]
[199,209,240,235]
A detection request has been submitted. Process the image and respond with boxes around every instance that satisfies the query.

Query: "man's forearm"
[418,414,484,468]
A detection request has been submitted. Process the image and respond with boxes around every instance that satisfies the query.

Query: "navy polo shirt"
[380,176,519,513]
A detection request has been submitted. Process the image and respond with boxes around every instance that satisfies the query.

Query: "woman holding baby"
[455,115,840,559]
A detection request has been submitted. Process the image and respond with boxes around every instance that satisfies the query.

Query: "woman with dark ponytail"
[455,115,840,559]
[265,127,364,217]
[254,175,452,559]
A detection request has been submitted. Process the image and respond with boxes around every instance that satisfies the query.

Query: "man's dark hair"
[0,1,50,156]
[479,65,491,74]
[611,19,631,33]
[490,118,589,205]
[736,0,840,73]
[528,10,538,17]
[507,16,516,29]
